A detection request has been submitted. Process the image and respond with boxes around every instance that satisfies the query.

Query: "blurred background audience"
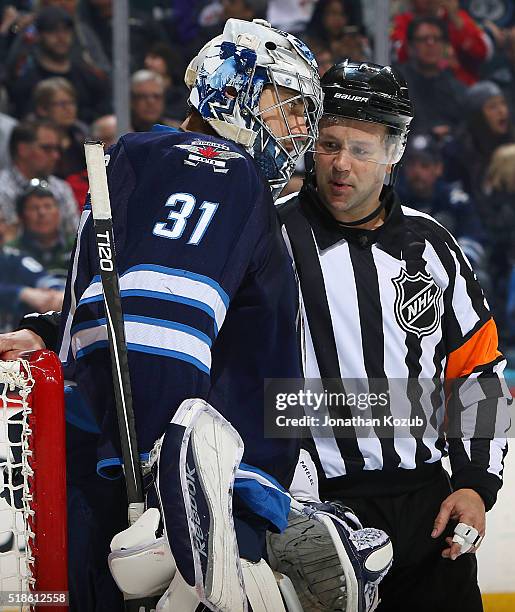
[0,205,64,332]
[478,143,515,345]
[396,16,466,138]
[130,69,174,131]
[397,133,488,285]
[392,0,491,85]
[0,120,78,239]
[443,80,515,199]
[32,77,87,180]
[9,180,74,281]
[0,0,514,355]
[6,6,110,122]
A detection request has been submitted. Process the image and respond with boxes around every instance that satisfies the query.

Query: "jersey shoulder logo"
[392,269,443,338]
[175,139,244,174]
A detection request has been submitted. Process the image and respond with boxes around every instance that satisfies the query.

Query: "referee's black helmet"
[321,60,413,137]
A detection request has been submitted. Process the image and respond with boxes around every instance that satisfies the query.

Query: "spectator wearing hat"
[0,120,79,241]
[397,133,488,286]
[78,0,168,73]
[3,0,110,83]
[47,0,110,74]
[443,80,515,200]
[396,16,466,139]
[6,6,110,123]
[9,182,74,282]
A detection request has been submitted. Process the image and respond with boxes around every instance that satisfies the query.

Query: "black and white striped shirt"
[278,186,511,509]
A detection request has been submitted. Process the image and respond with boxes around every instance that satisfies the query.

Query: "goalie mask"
[185,18,323,199]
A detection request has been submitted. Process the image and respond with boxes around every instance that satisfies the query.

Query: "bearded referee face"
[314,116,393,224]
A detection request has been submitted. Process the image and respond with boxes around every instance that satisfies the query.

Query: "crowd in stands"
[1,0,515,351]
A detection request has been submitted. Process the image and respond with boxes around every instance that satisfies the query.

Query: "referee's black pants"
[336,469,483,612]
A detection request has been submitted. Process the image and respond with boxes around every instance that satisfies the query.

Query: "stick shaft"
[84,141,144,511]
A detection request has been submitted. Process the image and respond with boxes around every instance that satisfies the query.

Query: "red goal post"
[0,350,67,607]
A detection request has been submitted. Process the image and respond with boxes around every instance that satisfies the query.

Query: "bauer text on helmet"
[316,60,413,165]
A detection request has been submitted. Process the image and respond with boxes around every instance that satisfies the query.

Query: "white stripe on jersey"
[282,197,509,488]
[302,320,348,478]
[311,239,384,474]
[321,239,367,379]
[374,251,419,469]
[463,439,472,461]
[79,267,228,333]
[374,248,408,377]
[235,468,289,498]
[495,359,512,402]
[387,379,418,469]
[404,207,484,335]
[275,191,299,208]
[59,209,91,363]
[357,437,384,471]
[488,361,510,479]
[488,440,506,478]
[71,319,212,373]
[448,248,480,337]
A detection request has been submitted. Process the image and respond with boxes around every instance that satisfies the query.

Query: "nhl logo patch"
[175,140,244,173]
[392,269,443,338]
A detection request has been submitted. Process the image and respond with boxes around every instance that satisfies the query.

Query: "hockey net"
[0,350,67,606]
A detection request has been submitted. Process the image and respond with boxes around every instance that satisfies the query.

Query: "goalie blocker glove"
[268,500,393,612]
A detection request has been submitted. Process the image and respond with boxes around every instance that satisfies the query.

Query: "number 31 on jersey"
[153,192,219,245]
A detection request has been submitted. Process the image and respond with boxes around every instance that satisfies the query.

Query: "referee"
[276,61,511,611]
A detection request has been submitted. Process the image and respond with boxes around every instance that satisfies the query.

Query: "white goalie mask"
[185,19,323,199]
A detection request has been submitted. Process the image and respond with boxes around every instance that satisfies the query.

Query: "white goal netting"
[0,359,35,593]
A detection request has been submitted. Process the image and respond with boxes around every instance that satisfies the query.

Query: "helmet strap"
[387,163,401,188]
[335,199,385,227]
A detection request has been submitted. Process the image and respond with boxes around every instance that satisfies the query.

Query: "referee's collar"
[300,183,405,254]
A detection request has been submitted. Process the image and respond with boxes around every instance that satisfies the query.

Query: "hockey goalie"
[108,401,394,612]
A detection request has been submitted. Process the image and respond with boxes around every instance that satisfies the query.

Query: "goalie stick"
[84,141,159,612]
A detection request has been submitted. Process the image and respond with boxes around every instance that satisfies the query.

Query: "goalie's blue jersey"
[57,129,301,491]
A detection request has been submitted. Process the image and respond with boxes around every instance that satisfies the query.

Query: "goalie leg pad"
[268,501,393,612]
[157,568,203,612]
[157,559,295,612]
[108,508,176,598]
[275,572,304,612]
[242,558,286,612]
[155,398,247,612]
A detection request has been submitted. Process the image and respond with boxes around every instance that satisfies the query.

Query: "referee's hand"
[431,488,486,560]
